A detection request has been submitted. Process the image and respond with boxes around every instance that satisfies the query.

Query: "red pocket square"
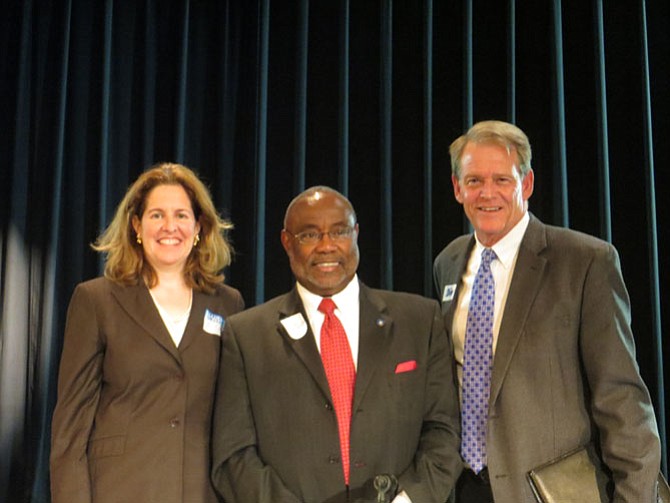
[395,360,417,373]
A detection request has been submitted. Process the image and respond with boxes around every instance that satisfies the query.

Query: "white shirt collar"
[474,212,530,270]
[295,276,361,368]
[296,274,360,313]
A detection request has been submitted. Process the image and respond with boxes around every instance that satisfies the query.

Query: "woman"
[50,163,244,503]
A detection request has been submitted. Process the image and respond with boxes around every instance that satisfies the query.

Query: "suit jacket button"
[170,417,180,428]
[324,402,333,411]
[328,455,340,464]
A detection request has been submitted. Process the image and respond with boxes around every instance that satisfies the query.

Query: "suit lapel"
[178,289,211,352]
[441,237,475,330]
[489,215,548,404]
[276,289,332,400]
[353,284,392,411]
[109,282,181,363]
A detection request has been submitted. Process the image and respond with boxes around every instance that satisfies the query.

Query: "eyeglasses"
[289,227,355,245]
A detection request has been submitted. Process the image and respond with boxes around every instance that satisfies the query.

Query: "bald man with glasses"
[211,186,462,503]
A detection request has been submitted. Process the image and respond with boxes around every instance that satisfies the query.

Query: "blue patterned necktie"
[461,248,496,473]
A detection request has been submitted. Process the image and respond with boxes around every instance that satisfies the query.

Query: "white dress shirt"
[149,289,192,347]
[452,212,530,393]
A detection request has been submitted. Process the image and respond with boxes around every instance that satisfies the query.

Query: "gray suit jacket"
[211,281,462,503]
[433,214,660,502]
[50,277,244,503]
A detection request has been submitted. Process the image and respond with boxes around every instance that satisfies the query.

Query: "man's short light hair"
[449,120,532,179]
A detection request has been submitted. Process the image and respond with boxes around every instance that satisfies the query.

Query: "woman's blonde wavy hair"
[92,162,233,294]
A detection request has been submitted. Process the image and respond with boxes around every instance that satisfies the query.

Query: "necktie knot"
[319,297,337,315]
[481,248,496,268]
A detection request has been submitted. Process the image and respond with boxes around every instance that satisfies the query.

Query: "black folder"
[527,446,669,503]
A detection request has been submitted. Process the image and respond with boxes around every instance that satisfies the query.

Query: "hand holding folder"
[527,446,669,503]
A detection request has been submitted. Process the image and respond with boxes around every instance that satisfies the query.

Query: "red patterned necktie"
[318,297,356,485]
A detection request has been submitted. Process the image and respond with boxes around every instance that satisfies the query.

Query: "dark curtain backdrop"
[1,1,668,501]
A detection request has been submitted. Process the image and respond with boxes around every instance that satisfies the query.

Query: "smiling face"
[281,190,359,297]
[453,141,534,247]
[132,184,200,274]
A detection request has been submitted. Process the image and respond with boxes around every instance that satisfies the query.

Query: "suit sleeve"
[210,320,303,503]
[50,284,104,503]
[579,244,661,502]
[397,301,463,501]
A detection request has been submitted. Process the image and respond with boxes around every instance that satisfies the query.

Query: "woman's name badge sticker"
[203,309,224,336]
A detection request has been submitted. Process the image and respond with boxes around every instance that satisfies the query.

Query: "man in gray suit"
[433,120,661,502]
[211,186,462,502]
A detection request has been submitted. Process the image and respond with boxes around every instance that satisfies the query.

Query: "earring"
[194,234,200,247]
[136,234,142,245]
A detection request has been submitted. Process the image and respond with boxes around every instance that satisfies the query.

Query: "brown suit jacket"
[211,281,462,503]
[433,214,661,502]
[50,277,244,503]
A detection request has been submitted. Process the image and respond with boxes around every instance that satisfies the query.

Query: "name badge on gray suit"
[442,284,456,303]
